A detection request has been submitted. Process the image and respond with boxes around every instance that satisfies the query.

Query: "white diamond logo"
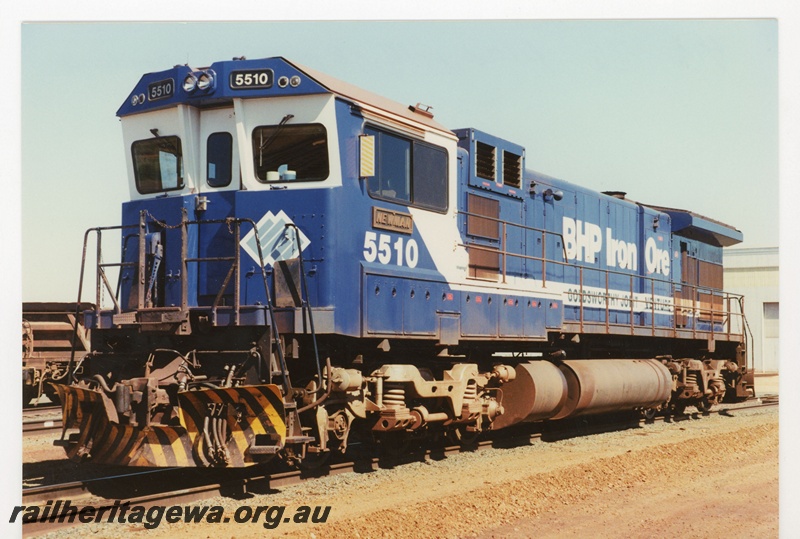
[240,210,310,267]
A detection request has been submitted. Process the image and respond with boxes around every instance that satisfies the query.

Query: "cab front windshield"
[252,123,329,183]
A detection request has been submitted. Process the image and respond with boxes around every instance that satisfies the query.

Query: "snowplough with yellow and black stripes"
[54,382,287,467]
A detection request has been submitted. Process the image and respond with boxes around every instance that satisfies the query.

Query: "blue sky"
[18,20,778,301]
[3,5,799,534]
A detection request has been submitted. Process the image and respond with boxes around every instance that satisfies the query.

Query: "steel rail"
[22,418,62,436]
[22,407,63,435]
[21,398,777,537]
[22,405,61,415]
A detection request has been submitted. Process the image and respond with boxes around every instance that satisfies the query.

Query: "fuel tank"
[493,359,672,429]
[491,361,567,430]
[552,359,673,419]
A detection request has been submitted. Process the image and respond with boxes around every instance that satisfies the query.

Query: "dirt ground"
[32,375,780,539]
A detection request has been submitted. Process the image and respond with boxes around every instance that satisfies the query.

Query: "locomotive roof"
[286,59,455,138]
[644,205,743,247]
[527,169,742,247]
[117,56,454,138]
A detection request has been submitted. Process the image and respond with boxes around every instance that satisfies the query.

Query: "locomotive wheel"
[297,428,339,471]
[378,431,412,458]
[447,425,480,448]
[643,408,658,422]
[298,449,331,471]
[696,397,712,415]
[669,403,686,419]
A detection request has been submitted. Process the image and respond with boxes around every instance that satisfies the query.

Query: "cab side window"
[365,126,447,212]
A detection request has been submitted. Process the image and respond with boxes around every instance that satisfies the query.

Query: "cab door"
[199,108,240,194]
[196,108,241,305]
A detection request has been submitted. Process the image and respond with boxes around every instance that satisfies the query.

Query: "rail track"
[22,406,62,436]
[20,398,778,537]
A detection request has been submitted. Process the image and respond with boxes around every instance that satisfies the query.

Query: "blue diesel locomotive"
[54,57,753,467]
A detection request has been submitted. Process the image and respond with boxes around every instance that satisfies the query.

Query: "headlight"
[289,75,301,88]
[197,70,216,91]
[182,74,198,93]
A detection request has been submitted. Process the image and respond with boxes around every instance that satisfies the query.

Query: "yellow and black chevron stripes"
[53,384,286,468]
[177,385,286,466]
[127,425,196,467]
[55,384,105,429]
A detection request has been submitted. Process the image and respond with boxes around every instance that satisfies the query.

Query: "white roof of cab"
[287,59,456,139]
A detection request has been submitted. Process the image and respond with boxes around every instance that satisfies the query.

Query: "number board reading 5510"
[230,69,274,89]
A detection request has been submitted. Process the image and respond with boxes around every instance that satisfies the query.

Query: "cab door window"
[207,132,233,187]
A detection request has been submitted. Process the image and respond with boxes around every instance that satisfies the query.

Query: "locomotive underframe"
[53,308,752,468]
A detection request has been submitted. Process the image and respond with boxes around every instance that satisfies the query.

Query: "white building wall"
[723,247,779,373]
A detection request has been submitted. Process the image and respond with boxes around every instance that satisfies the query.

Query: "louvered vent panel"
[503,151,521,188]
[476,141,496,180]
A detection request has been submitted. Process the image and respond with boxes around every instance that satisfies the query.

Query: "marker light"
[289,75,301,87]
[183,74,198,93]
[277,76,289,88]
[197,70,216,91]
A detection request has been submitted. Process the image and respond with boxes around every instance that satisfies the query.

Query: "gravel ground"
[30,399,778,539]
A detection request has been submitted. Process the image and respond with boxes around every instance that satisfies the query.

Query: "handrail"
[68,223,138,383]
[70,212,295,396]
[461,209,569,262]
[739,295,755,371]
[458,210,745,339]
[148,209,293,396]
[285,222,323,395]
